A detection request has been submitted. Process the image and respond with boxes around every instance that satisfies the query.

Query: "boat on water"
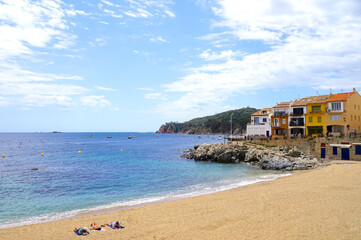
[107,136,112,138]
[128,136,136,139]
[90,135,95,138]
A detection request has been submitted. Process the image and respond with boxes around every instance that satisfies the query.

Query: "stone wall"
[243,136,361,161]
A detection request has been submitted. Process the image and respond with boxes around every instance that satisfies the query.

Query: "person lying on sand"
[89,222,103,231]
[105,221,123,229]
[74,227,89,235]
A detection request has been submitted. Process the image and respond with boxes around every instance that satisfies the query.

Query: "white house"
[247,108,272,137]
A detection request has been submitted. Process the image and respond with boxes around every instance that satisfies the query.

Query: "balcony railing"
[308,111,325,114]
[325,108,347,113]
[272,123,281,127]
[273,112,288,117]
[289,122,305,126]
[290,113,304,116]
[247,123,266,125]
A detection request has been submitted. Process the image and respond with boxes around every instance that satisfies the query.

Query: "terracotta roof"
[251,108,273,116]
[291,95,327,106]
[273,102,291,108]
[291,95,330,105]
[326,92,355,102]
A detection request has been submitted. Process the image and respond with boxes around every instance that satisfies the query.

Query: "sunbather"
[105,221,123,229]
[74,227,89,235]
[89,222,102,231]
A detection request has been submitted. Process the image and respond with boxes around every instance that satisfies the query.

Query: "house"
[288,97,309,137]
[305,95,330,136]
[271,102,291,138]
[246,108,272,137]
[325,88,361,136]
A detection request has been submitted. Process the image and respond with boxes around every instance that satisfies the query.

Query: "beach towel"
[89,226,106,232]
[106,224,124,229]
[74,230,89,236]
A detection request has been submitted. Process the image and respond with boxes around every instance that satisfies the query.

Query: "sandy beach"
[1,163,361,240]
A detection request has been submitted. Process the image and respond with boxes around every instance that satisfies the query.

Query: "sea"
[0,132,289,228]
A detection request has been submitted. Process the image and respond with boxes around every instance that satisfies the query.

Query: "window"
[355,105,357,110]
[282,119,286,124]
[309,117,313,123]
[356,145,361,155]
[312,105,321,113]
[293,108,304,115]
[330,115,340,121]
[331,102,341,111]
[274,118,279,126]
[317,116,322,123]
[254,117,259,124]
[262,118,267,123]
[333,147,337,155]
[351,116,352,121]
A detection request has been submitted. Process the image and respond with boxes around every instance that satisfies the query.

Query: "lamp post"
[230,113,234,142]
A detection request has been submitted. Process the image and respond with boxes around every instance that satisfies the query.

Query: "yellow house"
[305,95,330,136]
[325,88,361,135]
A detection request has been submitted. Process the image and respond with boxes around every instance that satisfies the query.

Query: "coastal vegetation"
[156,107,258,134]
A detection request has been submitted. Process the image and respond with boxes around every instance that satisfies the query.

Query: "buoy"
[2,154,5,158]
[41,152,44,156]
[78,151,81,154]
[121,149,123,152]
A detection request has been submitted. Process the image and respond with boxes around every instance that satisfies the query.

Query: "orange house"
[271,102,291,138]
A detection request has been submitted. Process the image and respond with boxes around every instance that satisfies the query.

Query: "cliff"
[156,107,258,134]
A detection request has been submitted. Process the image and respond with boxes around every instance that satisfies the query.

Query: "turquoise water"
[0,133,286,228]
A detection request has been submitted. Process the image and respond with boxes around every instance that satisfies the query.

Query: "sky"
[0,0,361,132]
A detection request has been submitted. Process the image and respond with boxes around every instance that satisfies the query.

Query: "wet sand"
[1,163,361,240]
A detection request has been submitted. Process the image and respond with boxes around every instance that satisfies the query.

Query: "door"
[321,148,326,158]
[341,148,350,160]
[266,131,269,137]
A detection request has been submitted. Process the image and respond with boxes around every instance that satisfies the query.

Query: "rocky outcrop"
[181,143,321,171]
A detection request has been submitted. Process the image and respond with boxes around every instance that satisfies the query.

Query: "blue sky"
[0,0,361,132]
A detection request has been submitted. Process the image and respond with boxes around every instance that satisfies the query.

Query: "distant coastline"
[156,107,258,134]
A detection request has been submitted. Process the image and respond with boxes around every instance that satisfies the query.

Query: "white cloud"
[96,86,117,91]
[0,0,115,109]
[145,92,168,101]
[157,0,361,118]
[98,0,175,19]
[139,87,155,91]
[149,36,169,43]
[21,95,73,107]
[0,0,72,60]
[81,95,111,107]
[199,49,245,61]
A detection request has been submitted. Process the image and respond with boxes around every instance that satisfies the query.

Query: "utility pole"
[230,113,234,142]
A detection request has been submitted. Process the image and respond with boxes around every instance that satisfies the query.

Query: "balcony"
[290,113,304,116]
[308,111,324,114]
[273,112,288,117]
[325,108,347,113]
[272,123,281,127]
[247,123,266,125]
[289,121,305,127]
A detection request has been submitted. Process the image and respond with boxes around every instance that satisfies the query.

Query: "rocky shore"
[181,142,322,171]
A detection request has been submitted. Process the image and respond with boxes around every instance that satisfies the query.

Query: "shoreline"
[2,162,361,239]
[0,170,290,229]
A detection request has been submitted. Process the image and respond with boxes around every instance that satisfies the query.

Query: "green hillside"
[156,107,258,134]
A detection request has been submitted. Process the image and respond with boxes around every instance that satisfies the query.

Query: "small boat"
[90,135,95,138]
[128,136,136,139]
[107,136,112,138]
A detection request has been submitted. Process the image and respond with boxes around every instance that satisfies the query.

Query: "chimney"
[353,88,356,93]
